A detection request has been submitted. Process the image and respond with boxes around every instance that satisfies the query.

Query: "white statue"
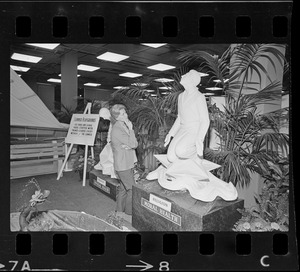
[147,69,238,202]
[94,108,118,179]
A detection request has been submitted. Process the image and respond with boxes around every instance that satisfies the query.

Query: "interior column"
[61,51,78,110]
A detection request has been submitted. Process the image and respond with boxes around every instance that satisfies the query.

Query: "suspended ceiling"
[10,43,230,94]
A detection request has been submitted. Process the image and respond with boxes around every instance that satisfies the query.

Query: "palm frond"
[252,132,289,155]
[177,50,227,80]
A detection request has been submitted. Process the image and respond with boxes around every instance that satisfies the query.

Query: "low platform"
[132,180,243,231]
[89,169,120,201]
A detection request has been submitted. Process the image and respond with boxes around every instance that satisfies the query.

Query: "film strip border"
[0,1,296,271]
[0,232,295,270]
[14,13,289,40]
[0,1,292,42]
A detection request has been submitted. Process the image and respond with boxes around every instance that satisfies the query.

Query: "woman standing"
[110,104,138,217]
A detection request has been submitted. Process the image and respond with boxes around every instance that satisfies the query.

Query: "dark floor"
[10,170,136,231]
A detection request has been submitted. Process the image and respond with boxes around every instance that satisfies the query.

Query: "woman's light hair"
[110,104,126,124]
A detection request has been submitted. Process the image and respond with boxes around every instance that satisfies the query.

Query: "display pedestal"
[132,180,243,231]
[89,169,120,201]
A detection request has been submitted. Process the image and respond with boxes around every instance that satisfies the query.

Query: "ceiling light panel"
[10,65,30,72]
[113,86,130,89]
[154,78,174,83]
[47,78,61,83]
[141,43,167,48]
[77,64,100,72]
[26,43,60,50]
[205,87,223,91]
[11,53,42,63]
[97,52,129,62]
[199,72,209,77]
[59,74,81,77]
[147,63,176,71]
[213,79,229,83]
[119,72,142,78]
[84,83,101,87]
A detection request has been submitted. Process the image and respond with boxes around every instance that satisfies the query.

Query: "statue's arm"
[168,94,181,137]
[168,115,181,137]
[106,123,112,143]
[196,94,210,155]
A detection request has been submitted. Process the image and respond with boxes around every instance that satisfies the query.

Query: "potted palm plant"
[177,44,289,188]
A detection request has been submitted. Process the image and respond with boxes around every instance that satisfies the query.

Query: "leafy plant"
[110,78,182,171]
[178,44,289,188]
[233,156,289,231]
[72,149,97,173]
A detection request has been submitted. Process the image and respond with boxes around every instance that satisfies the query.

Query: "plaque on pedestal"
[132,180,244,231]
[89,169,120,201]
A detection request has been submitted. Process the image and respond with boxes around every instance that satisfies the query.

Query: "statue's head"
[180,69,202,88]
[99,107,111,120]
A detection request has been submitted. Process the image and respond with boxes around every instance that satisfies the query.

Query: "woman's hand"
[121,144,131,150]
[124,119,133,130]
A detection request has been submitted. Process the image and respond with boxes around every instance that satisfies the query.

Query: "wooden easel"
[57,103,97,186]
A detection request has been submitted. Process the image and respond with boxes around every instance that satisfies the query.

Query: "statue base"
[89,169,120,201]
[132,180,243,231]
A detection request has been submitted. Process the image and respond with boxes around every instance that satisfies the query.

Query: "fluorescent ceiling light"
[213,79,229,83]
[119,72,142,78]
[77,64,100,72]
[159,86,172,90]
[59,74,80,77]
[141,43,167,48]
[204,93,215,96]
[47,78,61,83]
[147,63,175,71]
[113,86,130,89]
[10,65,30,72]
[131,83,148,87]
[154,78,174,83]
[97,52,129,62]
[205,87,223,91]
[84,83,101,87]
[26,43,60,50]
[11,53,42,63]
[199,72,209,77]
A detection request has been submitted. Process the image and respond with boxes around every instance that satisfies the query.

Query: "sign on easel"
[57,103,100,186]
[65,114,99,145]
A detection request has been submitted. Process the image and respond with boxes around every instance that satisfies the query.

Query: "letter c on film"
[260,255,270,267]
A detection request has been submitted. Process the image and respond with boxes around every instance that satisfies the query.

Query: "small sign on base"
[132,180,244,231]
[89,169,120,201]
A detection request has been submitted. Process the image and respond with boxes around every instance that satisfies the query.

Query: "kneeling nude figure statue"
[147,69,238,202]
